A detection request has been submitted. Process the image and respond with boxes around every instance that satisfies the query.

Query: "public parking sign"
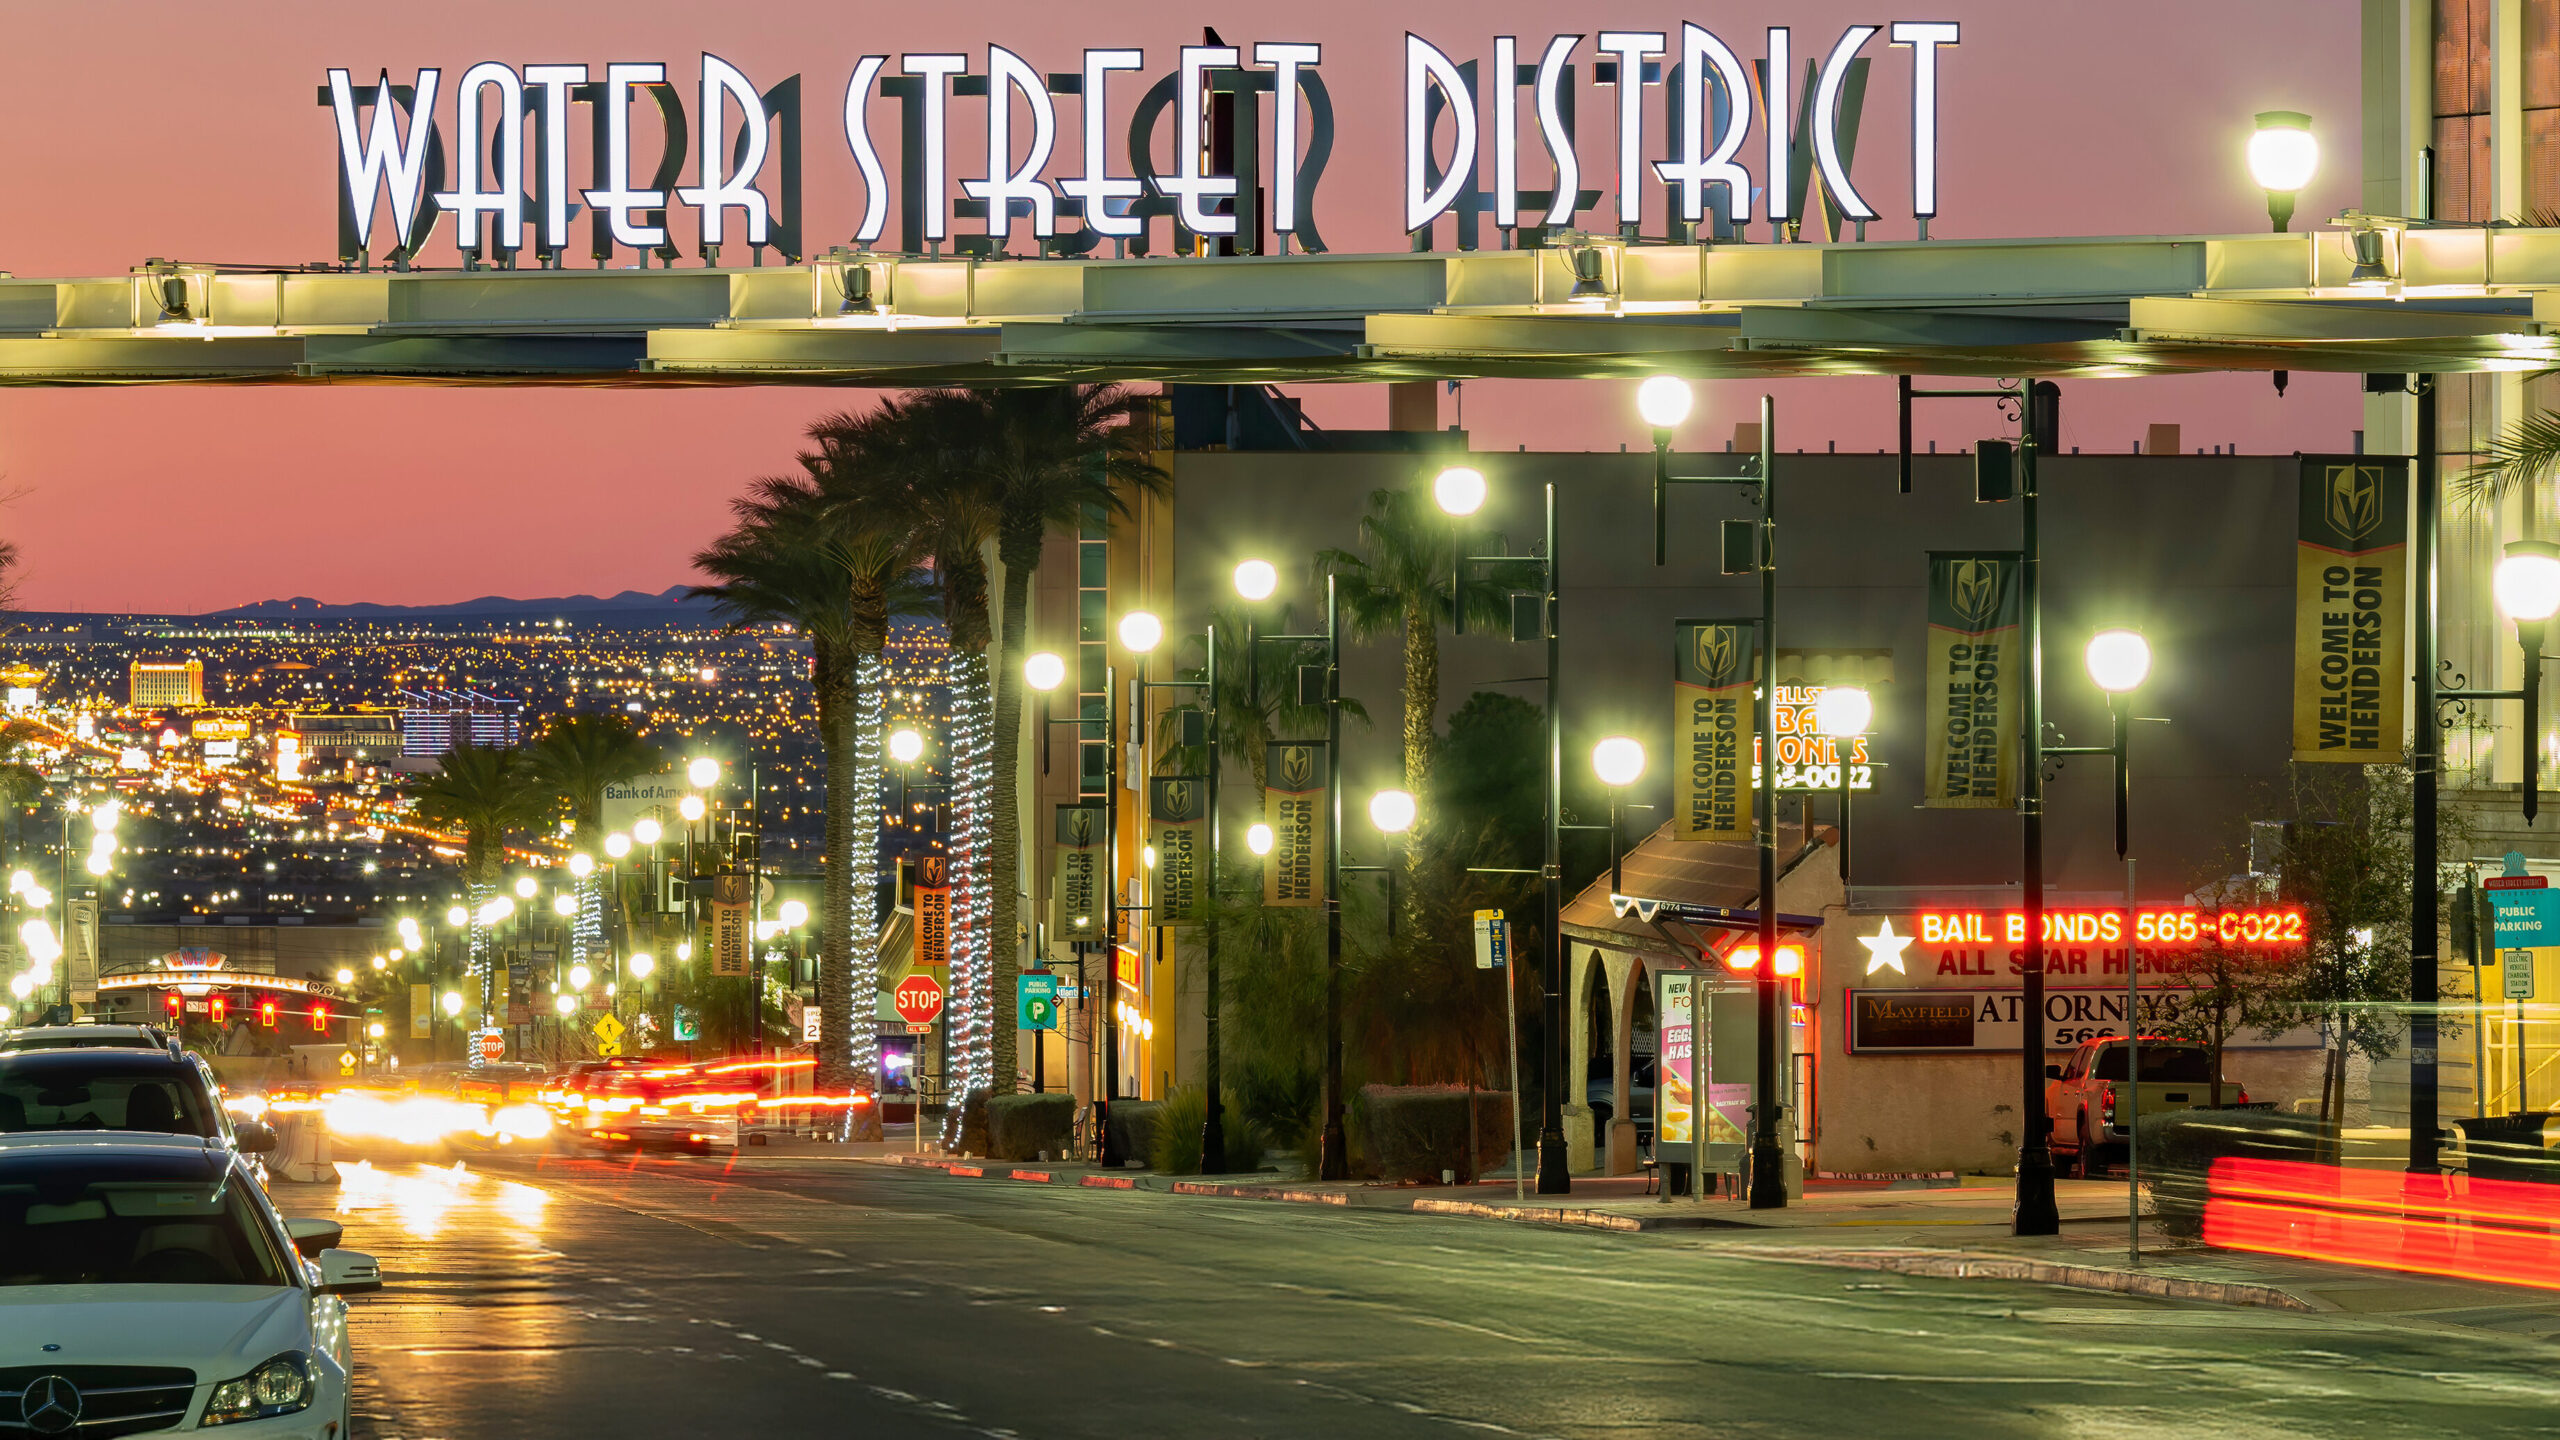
[1018,972,1059,1030]
[894,973,946,1027]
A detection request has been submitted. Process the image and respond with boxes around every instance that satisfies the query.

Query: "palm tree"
[1316,487,1527,803]
[525,712,660,1000]
[962,386,1164,1098]
[409,743,546,1026]
[695,433,926,1139]
[1159,606,1361,797]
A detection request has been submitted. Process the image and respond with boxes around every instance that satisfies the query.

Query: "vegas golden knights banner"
[914,855,950,971]
[1264,743,1326,907]
[1924,552,2024,808]
[1054,803,1104,934]
[1149,777,1206,923]
[2293,456,2408,763]
[1673,621,1756,842]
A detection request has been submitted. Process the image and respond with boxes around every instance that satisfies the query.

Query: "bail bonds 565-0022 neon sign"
[320,24,1962,265]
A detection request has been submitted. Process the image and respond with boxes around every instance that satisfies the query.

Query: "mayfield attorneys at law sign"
[321,25,1963,264]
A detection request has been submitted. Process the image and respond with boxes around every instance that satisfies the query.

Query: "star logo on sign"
[1860,918,1914,975]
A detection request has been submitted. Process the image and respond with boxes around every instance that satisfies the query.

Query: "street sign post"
[593,1012,625,1059]
[2507,948,2539,1002]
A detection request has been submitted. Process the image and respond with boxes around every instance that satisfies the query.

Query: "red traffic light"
[163,992,182,1018]
[207,995,226,1024]
[257,998,279,1028]
[308,1001,330,1033]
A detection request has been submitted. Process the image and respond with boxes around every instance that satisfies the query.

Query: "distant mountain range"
[210,586,717,620]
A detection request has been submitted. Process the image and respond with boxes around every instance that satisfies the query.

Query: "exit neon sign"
[1917,909,2307,949]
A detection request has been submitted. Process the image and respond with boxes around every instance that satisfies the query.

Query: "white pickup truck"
[2044,1037,2246,1177]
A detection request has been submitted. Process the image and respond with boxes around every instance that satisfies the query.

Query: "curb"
[1410,1198,1738,1232]
[1172,1181,1349,1205]
[1744,1245,2318,1312]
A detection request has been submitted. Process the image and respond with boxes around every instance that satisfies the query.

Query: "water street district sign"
[2490,886,2560,948]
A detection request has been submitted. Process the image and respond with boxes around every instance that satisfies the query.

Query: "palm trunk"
[814,642,856,1096]
[844,650,886,1140]
[943,649,997,1148]
[988,557,1033,1096]
[1403,605,1438,797]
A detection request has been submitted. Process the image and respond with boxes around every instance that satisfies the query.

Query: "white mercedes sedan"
[0,1134,380,1437]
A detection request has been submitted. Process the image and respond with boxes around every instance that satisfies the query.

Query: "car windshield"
[0,1069,218,1137]
[0,1178,292,1287]
[0,1038,153,1052]
[2092,1045,2216,1083]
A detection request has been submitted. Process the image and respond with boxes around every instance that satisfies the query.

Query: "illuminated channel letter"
[678,53,772,247]
[1061,49,1144,238]
[1596,31,1663,227]
[327,67,442,251]
[435,62,525,254]
[1404,34,1475,234]
[1810,26,1879,222]
[901,54,968,242]
[1256,42,1322,237]
[1655,23,1752,225]
[1491,36,1519,228]
[963,46,1059,238]
[1534,35,1581,227]
[525,64,588,252]
[842,56,890,244]
[1763,29,1790,222]
[583,63,672,250]
[1890,22,1959,218]
[1167,43,1241,235]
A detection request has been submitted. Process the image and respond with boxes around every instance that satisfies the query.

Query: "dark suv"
[0,1048,277,1155]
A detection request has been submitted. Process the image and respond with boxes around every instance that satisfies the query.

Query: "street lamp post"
[2049,628,2153,1258]
[1434,466,1583,1193]
[1810,689,1871,884]
[1346,789,1417,936]
[1639,377,1790,1210]
[1592,738,1646,896]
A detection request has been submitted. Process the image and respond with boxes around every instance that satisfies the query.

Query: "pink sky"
[0,1,2360,613]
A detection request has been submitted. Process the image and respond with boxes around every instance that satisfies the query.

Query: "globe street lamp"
[887,727,924,765]
[1232,559,1278,603]
[1592,737,1646,894]
[1246,823,1273,855]
[687,756,721,790]
[1346,789,1419,938]
[2246,111,2318,233]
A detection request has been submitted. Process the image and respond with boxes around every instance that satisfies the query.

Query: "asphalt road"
[281,1155,2560,1440]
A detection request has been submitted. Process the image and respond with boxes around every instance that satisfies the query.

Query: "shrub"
[2136,1109,2335,1239]
[1361,1084,1514,1184]
[985,1093,1077,1162]
[1148,1086,1271,1175]
[1105,1099,1162,1168]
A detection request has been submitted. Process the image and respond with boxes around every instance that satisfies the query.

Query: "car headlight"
[200,1351,313,1427]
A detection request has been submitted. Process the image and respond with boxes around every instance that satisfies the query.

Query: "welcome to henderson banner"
[1923,552,2022,808]
[2292,456,2408,764]
[1673,620,1755,843]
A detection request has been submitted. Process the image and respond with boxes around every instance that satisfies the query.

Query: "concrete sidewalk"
[765,1144,2560,1336]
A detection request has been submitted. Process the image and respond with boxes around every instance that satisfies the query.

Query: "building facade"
[128,659,203,708]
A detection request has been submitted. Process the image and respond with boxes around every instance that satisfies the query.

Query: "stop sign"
[476,1032,505,1062]
[893,974,945,1026]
